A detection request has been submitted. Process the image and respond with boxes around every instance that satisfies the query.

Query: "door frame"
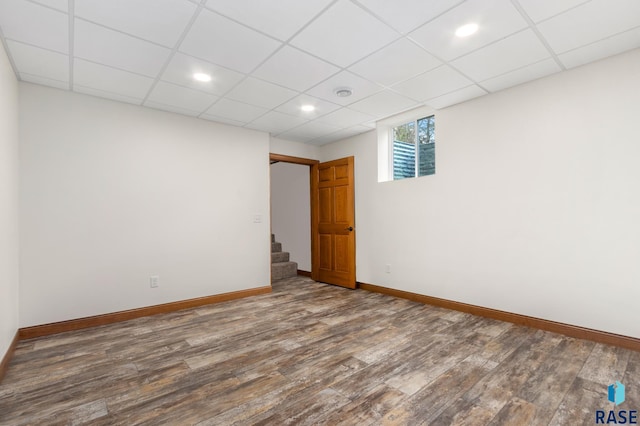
[269,153,319,278]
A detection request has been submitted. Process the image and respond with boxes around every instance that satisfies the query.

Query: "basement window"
[391,115,435,180]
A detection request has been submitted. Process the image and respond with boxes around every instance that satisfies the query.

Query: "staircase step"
[271,261,298,280]
[271,242,282,253]
[271,251,289,263]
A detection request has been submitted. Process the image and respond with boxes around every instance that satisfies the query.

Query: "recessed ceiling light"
[334,87,353,98]
[455,23,479,38]
[193,72,212,82]
[301,105,315,112]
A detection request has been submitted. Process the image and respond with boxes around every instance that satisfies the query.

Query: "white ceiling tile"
[316,108,374,128]
[6,40,68,83]
[348,90,419,118]
[306,134,342,146]
[161,53,245,96]
[341,124,375,136]
[0,0,68,53]
[31,0,68,12]
[275,94,341,118]
[75,0,197,47]
[204,0,333,41]
[278,121,342,142]
[248,111,309,134]
[146,81,219,114]
[306,71,383,106]
[310,125,373,145]
[74,19,171,77]
[200,114,247,127]
[74,59,155,101]
[348,38,441,86]
[252,46,340,92]
[517,0,588,23]
[451,29,550,82]
[225,77,298,109]
[558,27,640,69]
[409,0,528,61]
[481,58,561,92]
[144,101,200,116]
[290,0,398,67]
[180,9,281,73]
[204,98,269,122]
[20,73,69,90]
[537,0,640,54]
[75,85,144,105]
[392,65,471,101]
[354,0,465,34]
[425,84,487,109]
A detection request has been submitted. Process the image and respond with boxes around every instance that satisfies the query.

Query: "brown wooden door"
[312,156,356,289]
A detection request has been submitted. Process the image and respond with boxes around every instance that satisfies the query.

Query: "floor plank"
[0,276,638,425]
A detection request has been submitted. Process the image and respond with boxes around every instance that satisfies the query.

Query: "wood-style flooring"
[0,276,638,425]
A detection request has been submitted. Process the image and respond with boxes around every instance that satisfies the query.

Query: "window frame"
[389,114,435,180]
[376,106,435,183]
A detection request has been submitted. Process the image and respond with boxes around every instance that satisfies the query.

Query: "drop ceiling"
[1,0,639,145]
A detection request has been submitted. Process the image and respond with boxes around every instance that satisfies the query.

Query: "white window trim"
[376,106,436,183]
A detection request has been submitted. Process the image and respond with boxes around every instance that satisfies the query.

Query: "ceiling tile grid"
[0,0,69,53]
[6,40,69,84]
[74,0,198,48]
[74,59,155,101]
[289,0,399,68]
[203,0,334,42]
[275,95,342,119]
[246,111,310,135]
[450,29,551,82]
[159,53,245,97]
[408,0,529,61]
[145,81,219,114]
[0,0,638,145]
[347,38,442,86]
[179,8,281,74]
[204,98,269,124]
[74,19,172,77]
[252,46,340,92]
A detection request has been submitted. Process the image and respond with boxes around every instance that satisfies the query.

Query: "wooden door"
[312,157,356,289]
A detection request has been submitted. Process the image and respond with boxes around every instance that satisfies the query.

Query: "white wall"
[320,48,640,339]
[270,137,320,160]
[0,43,19,357]
[19,84,271,327]
[270,162,311,271]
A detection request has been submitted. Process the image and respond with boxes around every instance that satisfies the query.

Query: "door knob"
[346,226,354,231]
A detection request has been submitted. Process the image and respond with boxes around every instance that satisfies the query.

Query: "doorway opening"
[269,153,356,289]
[269,154,318,283]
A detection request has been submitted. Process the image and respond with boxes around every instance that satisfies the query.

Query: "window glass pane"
[418,115,435,176]
[393,121,415,180]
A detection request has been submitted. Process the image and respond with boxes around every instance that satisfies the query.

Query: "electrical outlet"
[150,275,159,288]
[385,264,391,274]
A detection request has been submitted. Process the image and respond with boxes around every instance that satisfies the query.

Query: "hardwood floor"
[0,276,637,425]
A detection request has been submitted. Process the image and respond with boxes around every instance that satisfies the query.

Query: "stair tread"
[271,260,298,280]
[271,251,290,263]
[270,234,297,279]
